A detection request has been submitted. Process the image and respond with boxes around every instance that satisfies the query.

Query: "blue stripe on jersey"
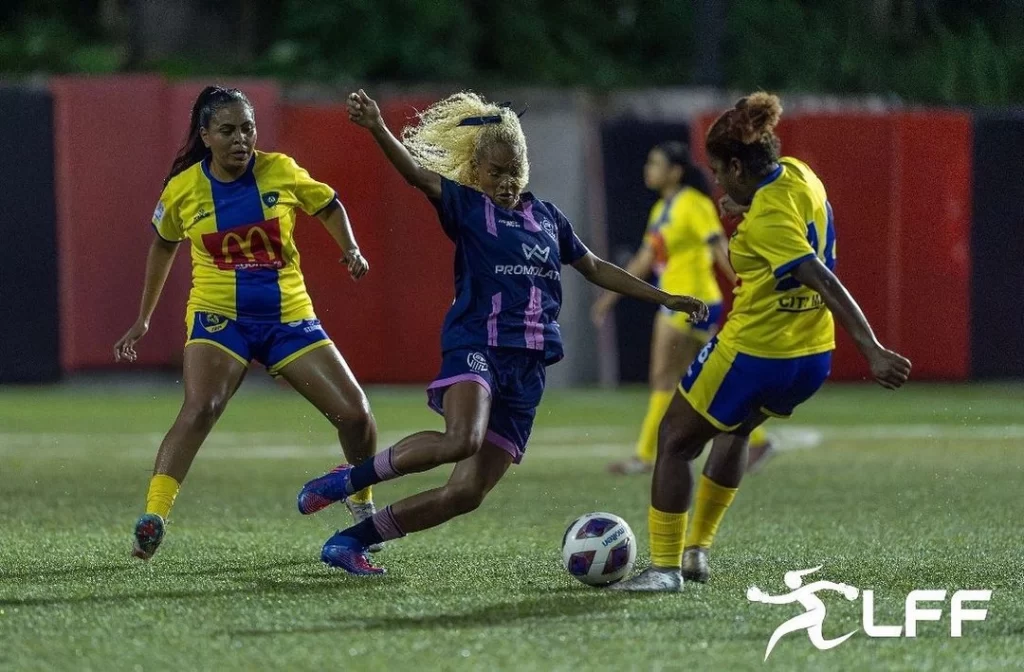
[205,157,282,321]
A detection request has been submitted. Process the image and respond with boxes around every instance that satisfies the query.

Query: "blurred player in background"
[591,140,774,476]
[295,89,708,575]
[613,93,912,592]
[114,86,379,560]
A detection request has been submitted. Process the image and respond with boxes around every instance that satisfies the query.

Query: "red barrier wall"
[689,110,971,380]
[52,76,186,369]
[276,99,450,383]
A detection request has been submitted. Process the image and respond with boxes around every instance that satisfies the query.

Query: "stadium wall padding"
[971,114,1024,378]
[0,86,60,383]
[630,110,973,382]
[598,119,697,383]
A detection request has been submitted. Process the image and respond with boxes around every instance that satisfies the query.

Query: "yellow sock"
[348,486,373,505]
[635,390,675,464]
[648,505,687,568]
[685,474,738,549]
[145,474,181,520]
[749,425,769,448]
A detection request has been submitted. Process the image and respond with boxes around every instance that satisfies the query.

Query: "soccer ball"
[561,512,636,586]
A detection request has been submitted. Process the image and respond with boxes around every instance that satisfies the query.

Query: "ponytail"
[705,92,783,177]
[164,86,253,186]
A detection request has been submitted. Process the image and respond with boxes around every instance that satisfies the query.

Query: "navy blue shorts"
[186,310,332,376]
[680,336,832,431]
[427,347,546,464]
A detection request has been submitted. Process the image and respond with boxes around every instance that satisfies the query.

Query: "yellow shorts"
[680,337,832,431]
[185,310,332,376]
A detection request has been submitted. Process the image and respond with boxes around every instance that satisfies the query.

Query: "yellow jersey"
[644,186,723,303]
[718,157,836,358]
[151,151,336,323]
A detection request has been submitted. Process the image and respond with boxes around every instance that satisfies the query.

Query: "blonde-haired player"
[592,140,774,476]
[295,90,709,575]
[613,93,911,591]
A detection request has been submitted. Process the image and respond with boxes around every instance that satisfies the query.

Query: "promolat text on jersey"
[494,265,561,281]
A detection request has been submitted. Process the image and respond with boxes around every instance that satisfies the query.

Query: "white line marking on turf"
[1,424,1021,460]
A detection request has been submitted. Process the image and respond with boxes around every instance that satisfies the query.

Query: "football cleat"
[321,533,385,575]
[298,464,352,515]
[346,499,384,553]
[607,457,654,476]
[132,513,165,560]
[682,546,710,583]
[746,438,776,475]
[608,566,683,592]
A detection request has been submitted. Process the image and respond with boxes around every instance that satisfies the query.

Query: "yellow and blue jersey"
[644,186,723,304]
[718,157,836,358]
[151,151,336,324]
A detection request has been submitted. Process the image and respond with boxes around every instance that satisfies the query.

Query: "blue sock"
[340,517,384,548]
[348,447,400,494]
[348,459,382,494]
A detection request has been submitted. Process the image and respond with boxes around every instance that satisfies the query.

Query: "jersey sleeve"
[692,194,725,243]
[549,203,589,265]
[151,186,184,242]
[748,209,817,278]
[286,156,337,216]
[430,177,473,240]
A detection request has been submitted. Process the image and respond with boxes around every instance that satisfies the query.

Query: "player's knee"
[328,400,373,435]
[441,427,484,461]
[182,396,229,430]
[658,411,702,461]
[443,480,487,515]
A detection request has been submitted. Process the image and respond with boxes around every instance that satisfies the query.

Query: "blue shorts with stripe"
[680,336,832,431]
[427,347,546,464]
[186,311,332,375]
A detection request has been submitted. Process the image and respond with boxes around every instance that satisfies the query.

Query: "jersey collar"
[756,164,784,190]
[202,153,256,185]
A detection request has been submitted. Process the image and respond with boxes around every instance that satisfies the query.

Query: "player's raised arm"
[347,89,442,200]
[573,251,708,325]
[114,234,180,363]
[590,243,655,326]
[791,258,911,389]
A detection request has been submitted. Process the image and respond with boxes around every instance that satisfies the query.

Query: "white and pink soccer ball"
[561,512,636,587]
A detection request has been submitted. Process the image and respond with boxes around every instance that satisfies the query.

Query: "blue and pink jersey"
[431,177,589,364]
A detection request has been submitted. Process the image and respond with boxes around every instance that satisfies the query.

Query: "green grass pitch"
[1,382,1022,670]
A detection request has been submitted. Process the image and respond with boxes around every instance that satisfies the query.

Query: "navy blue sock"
[343,517,384,548]
[348,447,400,493]
[348,459,382,493]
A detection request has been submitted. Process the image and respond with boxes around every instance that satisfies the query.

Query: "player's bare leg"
[277,344,383,547]
[387,441,511,533]
[311,385,501,574]
[611,392,719,591]
[297,382,489,514]
[134,344,247,559]
[681,412,765,582]
[610,316,698,475]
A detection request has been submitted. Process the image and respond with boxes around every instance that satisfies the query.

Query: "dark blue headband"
[458,102,527,127]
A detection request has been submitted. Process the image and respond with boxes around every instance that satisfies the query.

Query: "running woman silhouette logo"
[747,566,859,661]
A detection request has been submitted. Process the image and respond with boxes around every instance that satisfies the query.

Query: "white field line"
[0,425,1021,461]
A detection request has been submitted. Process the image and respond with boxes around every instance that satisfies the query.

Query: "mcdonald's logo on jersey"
[201,219,285,271]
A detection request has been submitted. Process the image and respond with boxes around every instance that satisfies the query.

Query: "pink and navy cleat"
[297,464,353,515]
[132,513,165,560]
[321,533,386,575]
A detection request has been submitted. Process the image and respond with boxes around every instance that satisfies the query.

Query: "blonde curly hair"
[401,91,529,190]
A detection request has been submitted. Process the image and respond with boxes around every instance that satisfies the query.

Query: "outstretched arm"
[590,244,655,325]
[316,199,368,280]
[791,258,911,389]
[574,251,708,323]
[347,89,442,200]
